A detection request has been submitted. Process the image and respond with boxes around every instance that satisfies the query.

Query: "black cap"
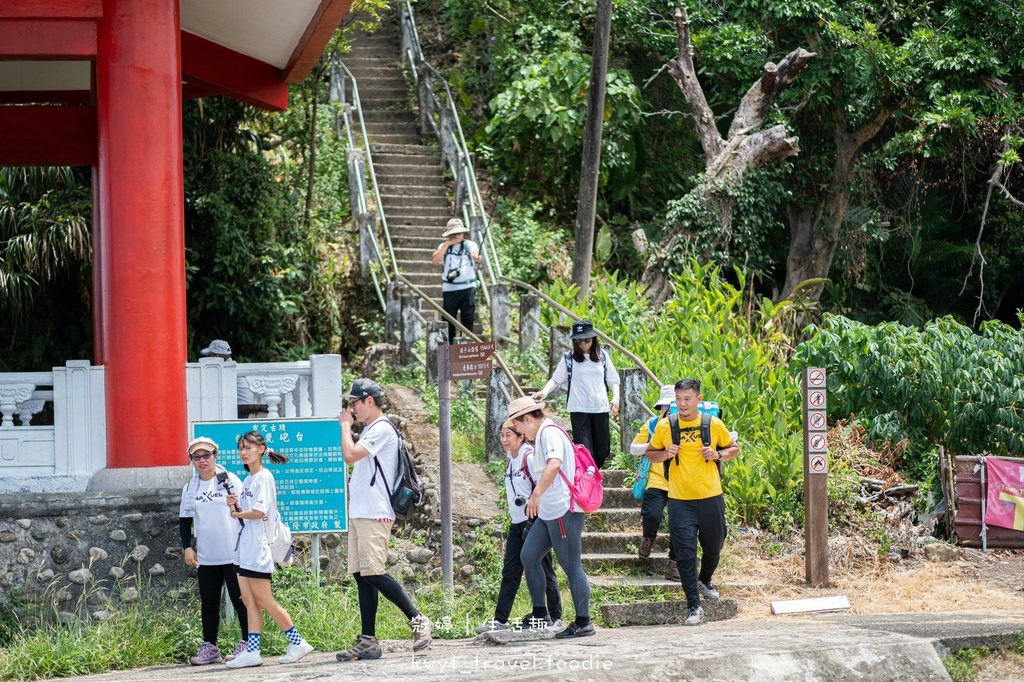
[570,320,597,340]
[345,378,382,400]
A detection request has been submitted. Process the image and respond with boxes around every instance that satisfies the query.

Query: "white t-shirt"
[545,350,620,413]
[179,470,244,566]
[438,239,479,292]
[348,417,399,521]
[505,442,535,525]
[527,419,575,521]
[235,468,277,573]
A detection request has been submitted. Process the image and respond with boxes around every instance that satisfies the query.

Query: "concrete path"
[65,611,1024,682]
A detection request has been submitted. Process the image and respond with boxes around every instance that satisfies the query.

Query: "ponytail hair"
[237,430,290,470]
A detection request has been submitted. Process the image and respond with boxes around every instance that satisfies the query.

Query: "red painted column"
[95,0,186,467]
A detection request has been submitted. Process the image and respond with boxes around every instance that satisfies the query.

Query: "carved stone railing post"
[519,294,541,353]
[426,321,447,384]
[0,384,34,428]
[16,400,46,426]
[491,284,511,350]
[245,375,298,419]
[619,368,649,455]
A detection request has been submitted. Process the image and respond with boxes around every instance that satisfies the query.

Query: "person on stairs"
[629,384,681,581]
[431,217,481,344]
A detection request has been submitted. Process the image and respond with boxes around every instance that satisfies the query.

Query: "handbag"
[263,513,294,566]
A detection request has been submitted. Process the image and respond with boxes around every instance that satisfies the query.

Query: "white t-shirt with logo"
[438,239,479,292]
[348,417,399,521]
[505,442,535,525]
[179,471,244,566]
[235,468,277,573]
[527,419,575,521]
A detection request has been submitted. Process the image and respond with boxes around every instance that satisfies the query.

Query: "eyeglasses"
[190,452,214,461]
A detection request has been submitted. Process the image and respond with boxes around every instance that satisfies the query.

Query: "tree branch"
[728,47,816,138]
[665,7,723,161]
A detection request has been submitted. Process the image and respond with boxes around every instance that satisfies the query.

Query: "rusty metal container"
[953,455,1024,548]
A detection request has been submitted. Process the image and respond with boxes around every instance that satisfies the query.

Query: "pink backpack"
[542,424,604,513]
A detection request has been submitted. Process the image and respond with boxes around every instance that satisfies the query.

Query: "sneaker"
[189,642,222,666]
[280,639,314,664]
[638,536,655,559]
[547,618,567,634]
[224,649,262,668]
[664,559,680,581]
[684,605,706,626]
[224,641,246,663]
[474,619,509,634]
[698,580,721,600]
[409,613,432,652]
[522,614,550,630]
[335,635,382,662]
[554,621,596,639]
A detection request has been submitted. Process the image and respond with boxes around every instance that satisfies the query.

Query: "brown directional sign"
[451,342,495,362]
[450,359,492,380]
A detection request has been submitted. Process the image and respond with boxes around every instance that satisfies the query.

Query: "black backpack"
[663,412,723,480]
[371,420,425,520]
[563,349,609,404]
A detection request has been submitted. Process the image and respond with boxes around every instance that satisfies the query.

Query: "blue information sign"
[191,418,347,533]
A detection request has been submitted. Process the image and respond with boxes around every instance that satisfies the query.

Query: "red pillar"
[95,0,187,468]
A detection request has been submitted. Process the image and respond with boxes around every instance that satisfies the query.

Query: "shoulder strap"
[563,352,573,404]
[370,418,402,496]
[601,348,609,391]
[700,412,712,447]
[669,413,681,445]
[646,415,659,443]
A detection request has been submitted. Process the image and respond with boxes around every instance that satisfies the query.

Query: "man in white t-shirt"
[334,378,432,662]
[431,217,482,344]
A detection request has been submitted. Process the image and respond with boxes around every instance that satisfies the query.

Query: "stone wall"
[0,491,189,618]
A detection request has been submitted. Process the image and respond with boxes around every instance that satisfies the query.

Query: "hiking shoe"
[684,605,706,626]
[664,559,680,581]
[336,635,382,662]
[224,649,262,668]
[698,580,721,600]
[189,642,222,666]
[280,639,313,664]
[224,641,246,663]
[548,618,567,633]
[474,619,509,634]
[523,614,550,630]
[554,621,596,639]
[638,536,655,559]
[409,613,433,652]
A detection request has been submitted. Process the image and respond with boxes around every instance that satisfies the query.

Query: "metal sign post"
[803,368,829,587]
[437,341,495,600]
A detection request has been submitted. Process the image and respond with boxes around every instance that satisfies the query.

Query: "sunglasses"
[190,452,214,461]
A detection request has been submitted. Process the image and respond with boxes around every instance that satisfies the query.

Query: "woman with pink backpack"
[507,396,595,639]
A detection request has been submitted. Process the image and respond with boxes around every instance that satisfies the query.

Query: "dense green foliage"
[796,313,1024,483]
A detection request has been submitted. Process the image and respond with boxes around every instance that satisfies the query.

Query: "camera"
[446,267,460,283]
[514,495,528,507]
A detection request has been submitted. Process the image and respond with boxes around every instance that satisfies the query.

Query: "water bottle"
[585,466,596,477]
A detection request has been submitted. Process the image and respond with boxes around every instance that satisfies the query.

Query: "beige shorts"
[347,518,393,576]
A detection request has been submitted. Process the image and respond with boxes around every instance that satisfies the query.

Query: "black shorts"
[236,566,272,580]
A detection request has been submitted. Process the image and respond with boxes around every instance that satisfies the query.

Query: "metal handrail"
[398,2,503,305]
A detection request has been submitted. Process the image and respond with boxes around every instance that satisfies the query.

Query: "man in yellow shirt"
[647,379,738,626]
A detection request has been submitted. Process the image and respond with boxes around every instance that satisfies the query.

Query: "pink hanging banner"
[985,457,1024,532]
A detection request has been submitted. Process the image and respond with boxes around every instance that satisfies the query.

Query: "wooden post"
[519,294,540,353]
[357,211,376,278]
[485,367,513,462]
[619,368,649,455]
[385,281,402,345]
[491,284,511,350]
[400,292,422,366]
[425,321,447,384]
[803,367,829,587]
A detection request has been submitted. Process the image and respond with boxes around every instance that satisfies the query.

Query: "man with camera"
[431,217,482,344]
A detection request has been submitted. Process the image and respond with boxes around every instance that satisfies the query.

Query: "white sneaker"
[474,619,509,634]
[684,605,706,626]
[698,580,720,600]
[280,639,313,664]
[225,649,263,668]
[548,618,567,633]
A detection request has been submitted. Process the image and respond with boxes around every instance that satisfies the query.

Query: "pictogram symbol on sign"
[809,454,828,473]
[809,433,827,453]
[808,410,827,431]
[808,390,826,409]
[807,368,826,388]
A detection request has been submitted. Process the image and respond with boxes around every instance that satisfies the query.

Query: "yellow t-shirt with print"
[649,414,732,500]
[632,417,667,491]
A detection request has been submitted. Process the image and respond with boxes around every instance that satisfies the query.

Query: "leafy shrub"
[490,198,571,285]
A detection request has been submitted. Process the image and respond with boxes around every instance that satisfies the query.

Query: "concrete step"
[379,191,448,205]
[386,211,453,223]
[363,121,419,136]
[359,109,416,123]
[602,486,642,509]
[377,180,444,192]
[589,575,683,593]
[581,553,673,574]
[601,598,738,626]
[581,531,670,555]
[366,133,423,145]
[371,144,441,157]
[601,469,628,488]
[386,236,441,250]
[586,508,641,532]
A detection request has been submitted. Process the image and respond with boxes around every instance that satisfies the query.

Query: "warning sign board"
[808,390,826,409]
[807,410,827,432]
[809,454,828,474]
[807,368,826,388]
[808,433,828,453]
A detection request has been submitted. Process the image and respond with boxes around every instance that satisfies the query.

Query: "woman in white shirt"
[224,431,313,669]
[507,397,595,640]
[532,320,620,468]
[178,436,248,665]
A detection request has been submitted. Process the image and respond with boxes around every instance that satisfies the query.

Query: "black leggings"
[354,572,419,637]
[198,563,248,644]
[570,411,611,468]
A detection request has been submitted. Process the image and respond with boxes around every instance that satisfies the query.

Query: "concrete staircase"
[345,21,449,312]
